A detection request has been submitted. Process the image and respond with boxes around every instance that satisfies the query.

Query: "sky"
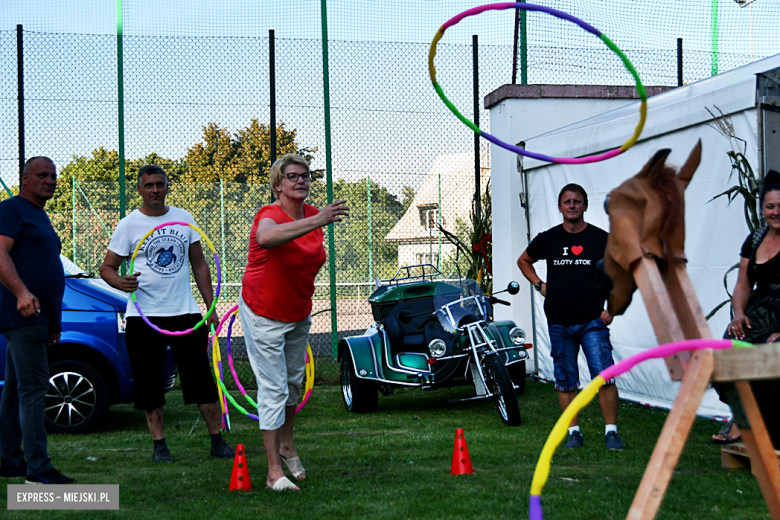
[2,0,779,194]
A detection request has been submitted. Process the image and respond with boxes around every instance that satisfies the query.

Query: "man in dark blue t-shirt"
[0,157,75,484]
[517,183,624,451]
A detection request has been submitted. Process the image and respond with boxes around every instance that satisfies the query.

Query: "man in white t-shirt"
[99,165,232,463]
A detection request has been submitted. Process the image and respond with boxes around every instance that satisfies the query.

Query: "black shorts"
[125,314,218,411]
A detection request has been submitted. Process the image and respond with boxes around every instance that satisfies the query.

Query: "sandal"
[268,476,299,491]
[280,454,306,480]
[710,420,741,445]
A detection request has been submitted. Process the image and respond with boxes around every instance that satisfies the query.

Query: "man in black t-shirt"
[0,157,76,483]
[517,184,624,451]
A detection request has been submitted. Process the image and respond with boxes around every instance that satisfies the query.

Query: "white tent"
[489,53,780,418]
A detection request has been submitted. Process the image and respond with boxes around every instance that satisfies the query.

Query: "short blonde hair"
[270,154,310,193]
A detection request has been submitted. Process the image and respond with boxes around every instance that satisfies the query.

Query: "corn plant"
[705,106,761,320]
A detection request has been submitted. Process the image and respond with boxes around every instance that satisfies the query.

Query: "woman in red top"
[239,154,348,491]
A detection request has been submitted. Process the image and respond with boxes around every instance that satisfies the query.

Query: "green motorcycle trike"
[338,265,529,426]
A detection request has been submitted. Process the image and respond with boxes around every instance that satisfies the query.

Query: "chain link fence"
[1,2,778,386]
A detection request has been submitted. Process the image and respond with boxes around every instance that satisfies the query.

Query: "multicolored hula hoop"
[128,221,221,336]
[211,304,315,423]
[210,324,231,432]
[429,3,647,164]
[529,338,752,520]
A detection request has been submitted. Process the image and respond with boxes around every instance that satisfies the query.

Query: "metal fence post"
[0,178,11,198]
[711,0,718,75]
[511,1,527,85]
[473,35,480,224]
[72,176,77,262]
[269,29,277,204]
[520,1,527,85]
[117,0,126,275]
[677,38,683,86]
[512,7,519,84]
[367,175,372,282]
[220,178,226,283]
[17,25,24,187]
[320,0,338,358]
[438,167,441,270]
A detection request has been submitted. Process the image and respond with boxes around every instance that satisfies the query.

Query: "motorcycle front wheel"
[483,353,522,426]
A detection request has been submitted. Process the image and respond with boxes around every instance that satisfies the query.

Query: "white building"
[385,151,490,271]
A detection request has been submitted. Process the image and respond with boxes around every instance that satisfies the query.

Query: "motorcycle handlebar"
[416,313,438,330]
[490,297,510,306]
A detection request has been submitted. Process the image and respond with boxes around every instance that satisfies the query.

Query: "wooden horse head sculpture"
[602,140,702,316]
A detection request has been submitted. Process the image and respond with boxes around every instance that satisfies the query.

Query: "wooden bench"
[722,442,780,473]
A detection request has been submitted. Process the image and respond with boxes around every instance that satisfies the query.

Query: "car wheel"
[45,360,109,434]
[340,350,378,413]
[507,359,527,395]
[483,354,521,427]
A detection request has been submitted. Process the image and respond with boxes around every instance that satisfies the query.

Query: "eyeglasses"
[285,172,311,183]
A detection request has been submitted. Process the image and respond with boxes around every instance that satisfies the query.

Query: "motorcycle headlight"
[508,327,525,345]
[427,339,447,358]
[117,312,126,334]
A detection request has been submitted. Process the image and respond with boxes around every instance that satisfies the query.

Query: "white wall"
[509,110,757,417]
[397,242,456,269]
[489,97,639,372]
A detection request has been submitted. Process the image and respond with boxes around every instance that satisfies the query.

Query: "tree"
[0,178,17,201]
[48,147,185,214]
[46,118,315,273]
[309,177,405,281]
[401,185,416,213]
[45,147,185,270]
[183,119,318,184]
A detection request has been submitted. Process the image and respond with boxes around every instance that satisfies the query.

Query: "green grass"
[1,381,771,519]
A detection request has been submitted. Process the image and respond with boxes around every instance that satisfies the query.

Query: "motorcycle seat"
[400,333,424,346]
[383,311,428,351]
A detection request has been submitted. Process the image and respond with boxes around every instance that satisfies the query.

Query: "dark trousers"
[125,314,218,411]
[0,325,53,475]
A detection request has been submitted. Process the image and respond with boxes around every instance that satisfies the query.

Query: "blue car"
[0,256,177,433]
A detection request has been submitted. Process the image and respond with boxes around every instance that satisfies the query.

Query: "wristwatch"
[533,281,543,292]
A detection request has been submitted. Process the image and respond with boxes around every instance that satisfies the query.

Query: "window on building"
[418,204,439,232]
[415,253,439,266]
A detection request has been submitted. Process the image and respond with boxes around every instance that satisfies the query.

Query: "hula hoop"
[210,324,230,432]
[212,304,315,420]
[429,3,647,164]
[529,338,752,520]
[128,221,221,336]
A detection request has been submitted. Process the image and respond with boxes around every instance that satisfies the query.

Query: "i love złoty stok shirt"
[108,207,201,318]
[525,223,608,326]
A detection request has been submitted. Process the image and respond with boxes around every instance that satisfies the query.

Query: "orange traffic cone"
[229,444,252,491]
[451,428,474,474]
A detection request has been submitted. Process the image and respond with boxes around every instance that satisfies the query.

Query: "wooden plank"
[662,261,713,341]
[722,449,752,470]
[633,258,686,380]
[734,381,780,519]
[721,442,780,472]
[712,343,780,382]
[626,348,713,520]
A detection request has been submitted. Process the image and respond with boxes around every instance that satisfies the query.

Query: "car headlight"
[117,312,126,333]
[508,327,525,345]
[427,339,447,358]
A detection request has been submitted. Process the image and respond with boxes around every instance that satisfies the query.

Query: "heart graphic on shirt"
[571,245,584,256]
